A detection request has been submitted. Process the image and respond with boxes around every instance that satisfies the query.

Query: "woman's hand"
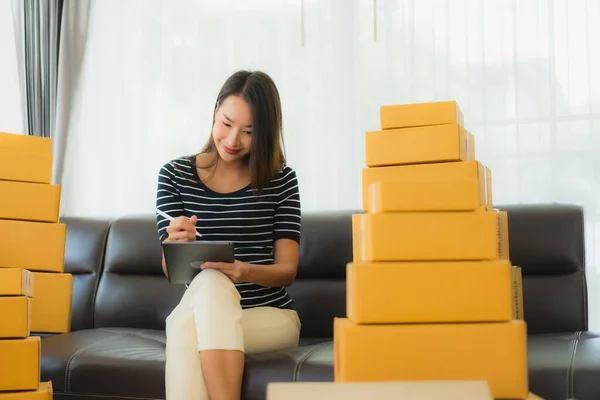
[164,215,198,242]
[201,260,249,283]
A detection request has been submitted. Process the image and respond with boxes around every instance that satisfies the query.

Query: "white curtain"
[60,0,600,326]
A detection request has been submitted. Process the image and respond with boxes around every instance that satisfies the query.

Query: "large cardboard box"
[0,219,66,272]
[379,101,464,130]
[352,209,509,262]
[0,381,53,399]
[0,296,30,338]
[267,381,494,400]
[334,318,528,400]
[361,160,491,212]
[368,179,487,212]
[0,132,53,184]
[0,336,40,391]
[365,124,471,167]
[0,268,34,296]
[346,260,516,324]
[30,272,73,333]
[267,382,543,400]
[0,180,61,222]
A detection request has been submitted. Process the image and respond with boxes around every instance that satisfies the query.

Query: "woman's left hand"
[201,260,249,283]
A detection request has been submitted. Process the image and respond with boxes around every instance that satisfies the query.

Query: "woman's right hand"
[164,215,198,242]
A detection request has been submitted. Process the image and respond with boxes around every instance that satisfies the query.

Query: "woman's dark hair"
[199,70,286,191]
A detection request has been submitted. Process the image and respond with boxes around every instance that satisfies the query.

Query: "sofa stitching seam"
[292,342,330,382]
[90,224,112,329]
[567,330,582,399]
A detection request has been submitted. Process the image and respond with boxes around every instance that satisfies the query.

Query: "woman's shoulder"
[272,164,298,183]
[159,154,195,172]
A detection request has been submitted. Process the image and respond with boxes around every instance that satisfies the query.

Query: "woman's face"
[212,95,253,164]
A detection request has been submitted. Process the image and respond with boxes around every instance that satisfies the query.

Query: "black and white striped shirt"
[155,155,302,309]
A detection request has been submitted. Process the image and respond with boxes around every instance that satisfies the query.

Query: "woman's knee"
[188,269,240,302]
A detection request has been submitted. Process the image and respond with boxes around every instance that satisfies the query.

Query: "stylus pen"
[155,208,203,238]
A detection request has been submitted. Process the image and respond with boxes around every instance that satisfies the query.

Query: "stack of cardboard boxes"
[334,101,531,399]
[0,132,74,399]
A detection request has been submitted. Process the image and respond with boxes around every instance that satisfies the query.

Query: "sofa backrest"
[60,203,588,337]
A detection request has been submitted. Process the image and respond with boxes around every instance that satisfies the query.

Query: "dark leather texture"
[41,203,597,400]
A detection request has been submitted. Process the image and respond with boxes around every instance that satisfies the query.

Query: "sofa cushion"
[40,328,333,400]
[94,216,186,330]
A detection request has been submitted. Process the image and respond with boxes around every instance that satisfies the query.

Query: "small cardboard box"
[0,381,53,399]
[361,160,491,212]
[365,123,471,167]
[352,209,509,262]
[0,336,40,391]
[0,268,34,297]
[334,318,528,400]
[0,180,61,222]
[0,219,66,272]
[0,132,53,184]
[346,260,515,324]
[31,272,73,333]
[379,100,464,130]
[0,296,30,338]
[368,179,487,213]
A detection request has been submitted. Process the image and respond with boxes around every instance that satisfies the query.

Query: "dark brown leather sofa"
[38,203,599,400]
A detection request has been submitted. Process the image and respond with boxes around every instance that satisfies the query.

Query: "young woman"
[155,70,302,400]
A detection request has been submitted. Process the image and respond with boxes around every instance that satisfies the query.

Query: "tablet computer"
[162,241,235,284]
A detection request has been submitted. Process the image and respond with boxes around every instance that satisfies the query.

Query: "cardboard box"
[267,382,543,400]
[0,132,53,184]
[334,318,528,400]
[0,336,40,391]
[361,160,491,212]
[368,179,487,212]
[365,124,470,167]
[0,180,61,222]
[352,210,509,262]
[31,272,73,333]
[0,268,34,296]
[0,296,30,338]
[0,381,53,399]
[267,381,494,400]
[0,219,66,272]
[346,260,516,324]
[379,101,463,130]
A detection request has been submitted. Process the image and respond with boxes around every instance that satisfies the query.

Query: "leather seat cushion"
[40,328,333,400]
[41,329,600,400]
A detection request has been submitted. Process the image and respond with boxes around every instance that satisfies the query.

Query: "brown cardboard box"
[0,219,66,272]
[0,132,53,184]
[379,101,463,130]
[346,260,515,324]
[334,318,528,400]
[30,272,73,333]
[365,124,470,167]
[0,268,34,296]
[0,296,30,338]
[0,180,61,222]
[0,381,53,399]
[361,160,491,212]
[368,179,487,212]
[267,382,543,400]
[267,381,494,400]
[352,210,509,262]
[0,336,40,391]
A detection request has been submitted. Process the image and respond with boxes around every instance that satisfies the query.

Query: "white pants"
[164,269,301,399]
